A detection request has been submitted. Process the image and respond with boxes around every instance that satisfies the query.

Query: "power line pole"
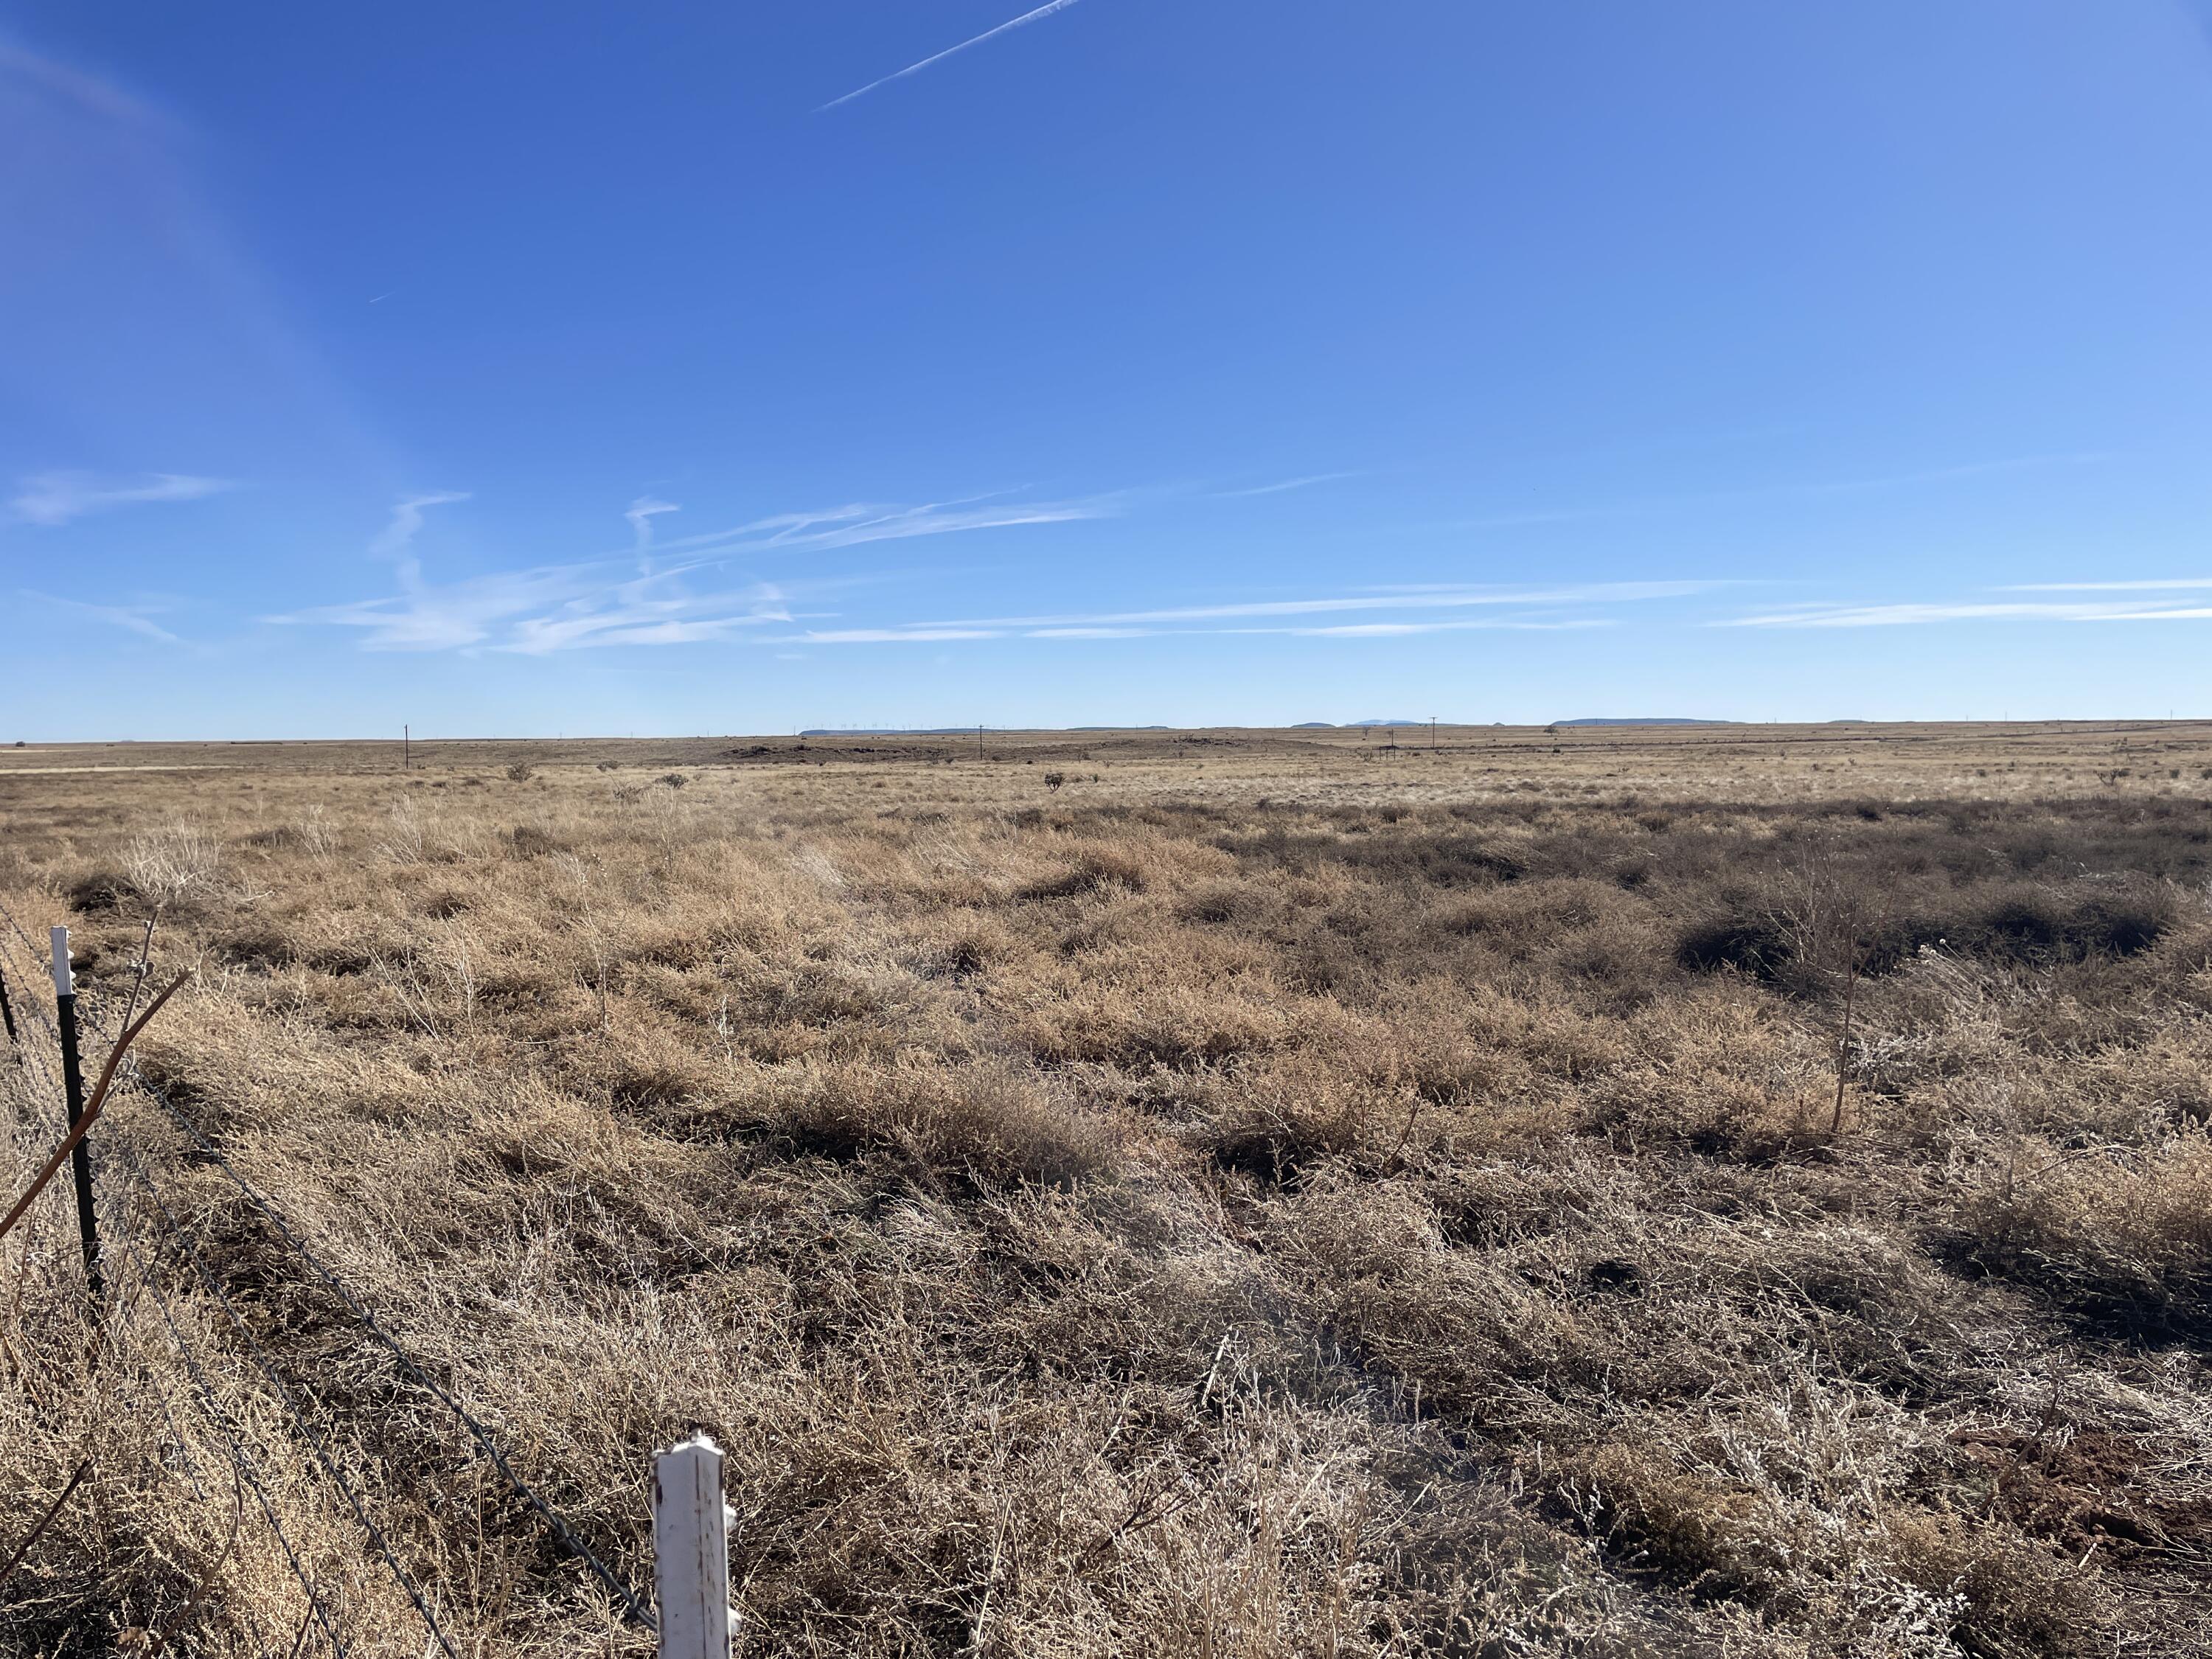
[404,724,410,771]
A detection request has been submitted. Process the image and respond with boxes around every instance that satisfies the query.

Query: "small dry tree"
[1767,834,1895,1135]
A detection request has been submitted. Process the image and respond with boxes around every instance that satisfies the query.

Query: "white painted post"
[653,1434,734,1659]
[49,925,72,998]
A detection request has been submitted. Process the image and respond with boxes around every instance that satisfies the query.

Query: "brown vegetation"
[4,723,2212,1655]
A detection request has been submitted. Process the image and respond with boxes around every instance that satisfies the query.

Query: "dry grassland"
[5,722,2212,1657]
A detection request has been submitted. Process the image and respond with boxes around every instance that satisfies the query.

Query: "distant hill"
[1551,718,1732,728]
[1292,722,1336,728]
[796,726,1171,737]
[1349,718,1424,728]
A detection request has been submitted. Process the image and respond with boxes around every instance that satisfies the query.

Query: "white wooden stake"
[653,1434,734,1659]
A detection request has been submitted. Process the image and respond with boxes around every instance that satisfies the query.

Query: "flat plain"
[5,721,2212,1657]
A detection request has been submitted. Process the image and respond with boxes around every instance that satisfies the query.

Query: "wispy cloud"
[21,589,181,643]
[369,492,470,562]
[279,562,602,651]
[792,627,1006,644]
[776,582,1706,645]
[2002,577,2212,593]
[1416,451,2111,538]
[281,485,1711,656]
[626,495,680,552]
[277,488,1110,653]
[9,472,234,527]
[1719,599,2212,629]
[650,492,1124,559]
[1798,451,2110,496]
[1213,472,1362,499]
[819,0,1083,111]
[782,615,1621,646]
[917,579,1717,632]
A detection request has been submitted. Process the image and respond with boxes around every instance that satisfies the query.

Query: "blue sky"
[4,1,2211,739]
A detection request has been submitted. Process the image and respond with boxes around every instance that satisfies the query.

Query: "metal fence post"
[51,925,102,1311]
[653,1434,734,1659]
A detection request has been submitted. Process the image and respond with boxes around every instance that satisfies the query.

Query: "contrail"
[819,0,1084,110]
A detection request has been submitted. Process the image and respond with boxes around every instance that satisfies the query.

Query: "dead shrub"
[1175,881,1248,924]
[1019,848,1146,900]
[1947,1134,2212,1339]
[120,821,223,911]
[63,866,145,915]
[763,1061,1116,1187]
[507,823,563,858]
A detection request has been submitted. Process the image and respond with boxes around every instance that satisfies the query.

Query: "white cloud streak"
[914,580,1716,632]
[21,589,180,642]
[279,490,1107,653]
[1720,600,2212,629]
[2002,577,2212,592]
[819,0,1083,111]
[771,584,1699,646]
[626,495,680,551]
[369,492,470,562]
[9,472,234,527]
[648,493,1123,560]
[1418,452,2111,538]
[1213,472,1362,499]
[282,487,1713,656]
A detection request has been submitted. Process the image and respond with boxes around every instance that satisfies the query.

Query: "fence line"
[111,1127,463,1658]
[66,973,662,1635]
[0,899,667,1647]
[97,1198,350,1653]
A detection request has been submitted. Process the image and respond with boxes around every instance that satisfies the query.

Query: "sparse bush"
[508,823,563,858]
[63,866,144,914]
[505,759,536,782]
[122,821,223,911]
[1018,848,1145,899]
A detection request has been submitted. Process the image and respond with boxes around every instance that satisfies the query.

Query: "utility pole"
[404,724,410,771]
[1430,716,1437,751]
[976,724,985,762]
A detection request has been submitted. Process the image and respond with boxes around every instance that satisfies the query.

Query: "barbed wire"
[105,1123,462,1657]
[94,1179,349,1654]
[0,896,660,1635]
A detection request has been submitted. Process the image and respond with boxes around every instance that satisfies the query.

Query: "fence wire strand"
[0,896,660,1638]
[99,1195,351,1655]
[107,1124,463,1658]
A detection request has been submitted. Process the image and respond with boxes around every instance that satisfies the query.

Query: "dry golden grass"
[4,723,2212,1656]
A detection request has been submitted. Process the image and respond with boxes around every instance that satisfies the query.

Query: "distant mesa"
[1348,718,1424,728]
[795,726,1170,737]
[1292,722,1336,728]
[1551,717,1732,728]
